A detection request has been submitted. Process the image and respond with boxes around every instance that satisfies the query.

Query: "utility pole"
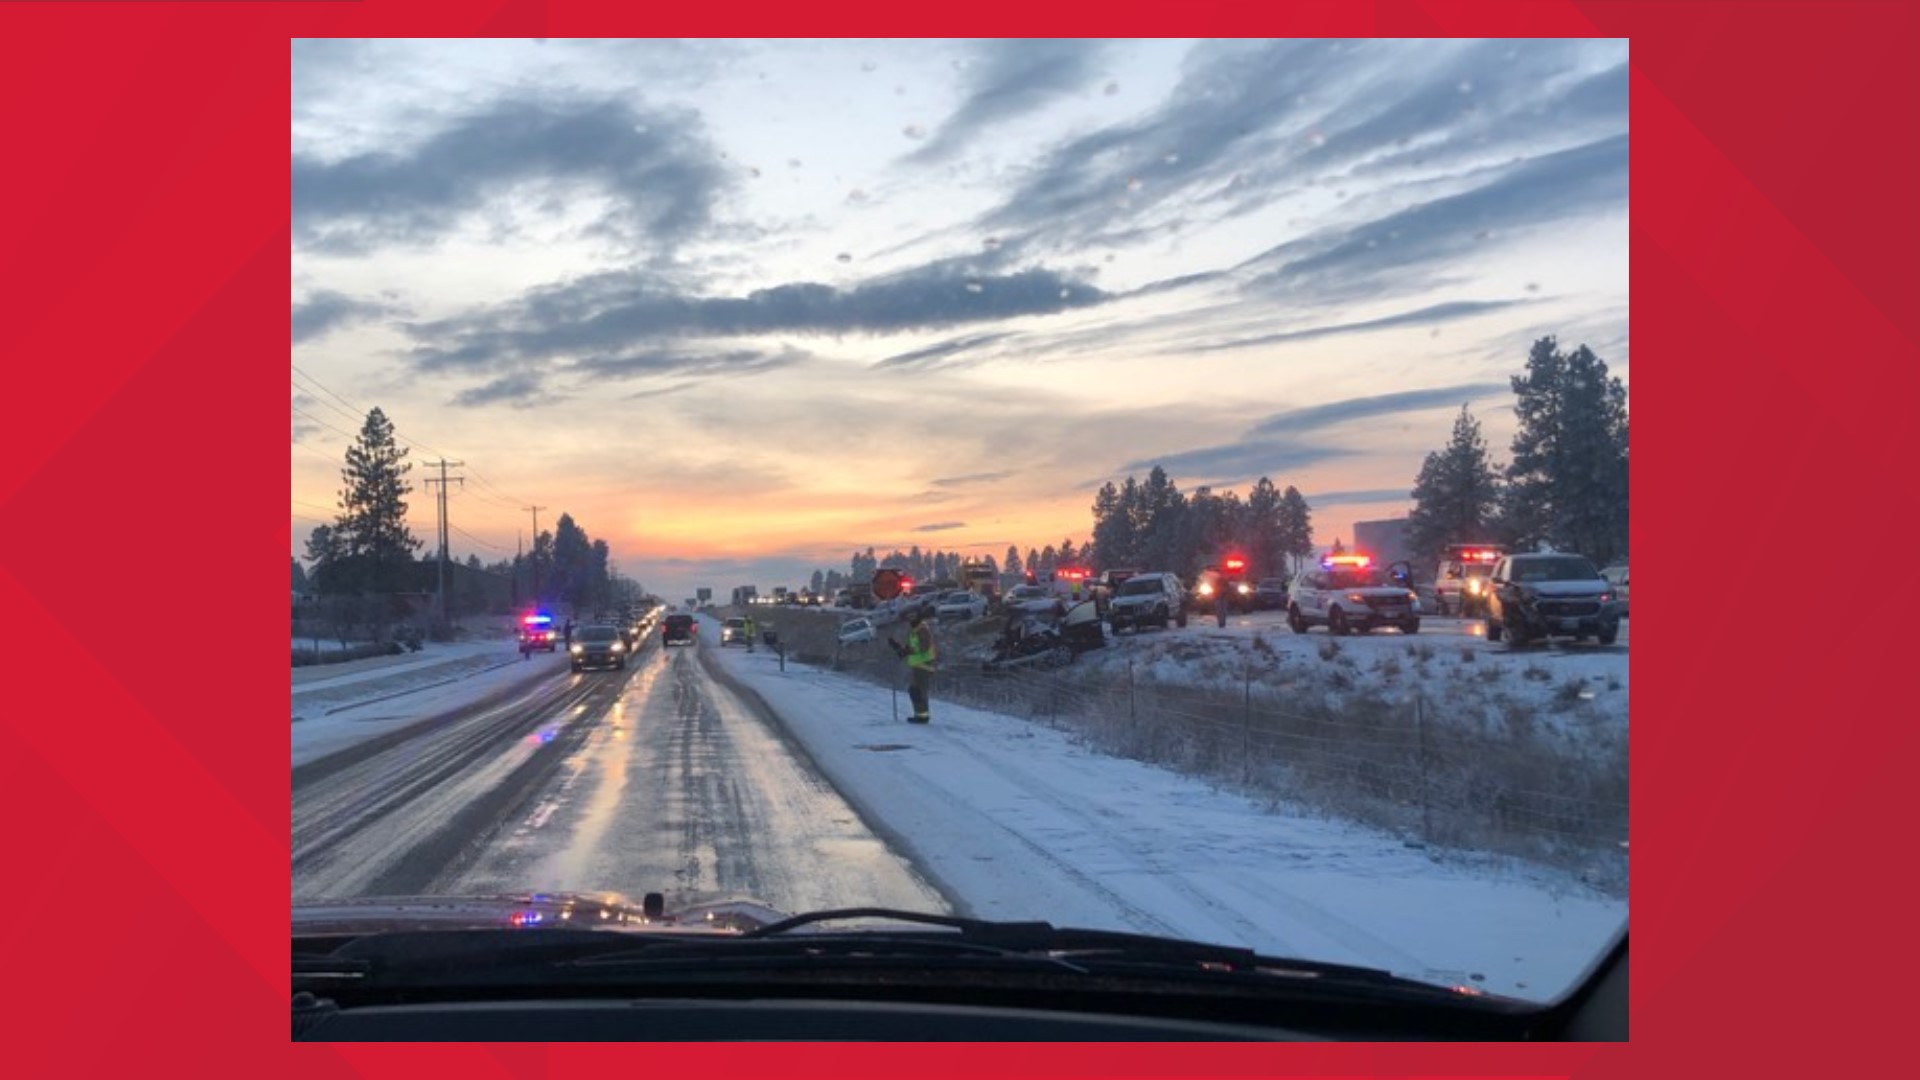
[525,505,547,605]
[424,460,464,629]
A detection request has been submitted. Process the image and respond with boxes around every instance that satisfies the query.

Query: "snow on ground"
[291,640,562,768]
[287,615,1628,1001]
[700,613,1626,1002]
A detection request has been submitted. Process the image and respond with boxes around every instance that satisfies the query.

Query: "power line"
[291,363,530,508]
[449,522,510,553]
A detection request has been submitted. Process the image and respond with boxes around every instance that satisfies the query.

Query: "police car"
[1286,555,1421,635]
[1434,545,1503,617]
[518,613,559,654]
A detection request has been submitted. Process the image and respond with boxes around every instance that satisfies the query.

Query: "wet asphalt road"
[291,635,946,916]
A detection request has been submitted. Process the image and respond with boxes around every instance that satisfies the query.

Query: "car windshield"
[293,37,1628,1019]
[1512,557,1603,582]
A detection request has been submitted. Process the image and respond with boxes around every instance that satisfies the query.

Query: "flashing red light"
[1223,557,1247,572]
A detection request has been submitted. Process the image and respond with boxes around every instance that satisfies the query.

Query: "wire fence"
[744,605,1629,894]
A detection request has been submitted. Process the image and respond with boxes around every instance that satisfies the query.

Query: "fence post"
[1416,692,1431,843]
[1242,656,1253,786]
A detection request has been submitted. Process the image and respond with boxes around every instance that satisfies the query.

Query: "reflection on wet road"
[446,643,947,916]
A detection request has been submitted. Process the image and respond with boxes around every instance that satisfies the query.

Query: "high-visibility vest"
[907,624,936,669]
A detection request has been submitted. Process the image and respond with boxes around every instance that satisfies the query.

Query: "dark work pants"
[908,666,932,719]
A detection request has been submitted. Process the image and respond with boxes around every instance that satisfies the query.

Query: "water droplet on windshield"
[788,159,802,169]
[860,60,877,73]
[1308,130,1327,148]
[1163,152,1180,164]
[847,188,869,203]
[836,253,852,263]
[1458,80,1474,94]
[982,237,1001,250]
[1525,281,1540,292]
[903,124,926,140]
[965,281,984,294]
[1104,81,1119,95]
[748,166,762,178]
[1126,177,1144,193]
[1059,288,1071,300]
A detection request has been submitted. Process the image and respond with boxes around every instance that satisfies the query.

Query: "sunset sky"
[290,38,1628,601]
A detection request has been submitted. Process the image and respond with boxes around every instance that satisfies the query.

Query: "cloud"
[291,290,404,344]
[291,97,731,254]
[1246,384,1509,439]
[1120,441,1354,484]
[931,470,1014,487]
[1189,299,1529,353]
[573,346,807,380]
[970,40,1625,275]
[912,521,967,533]
[1241,133,1629,302]
[1113,381,1508,487]
[403,263,1110,377]
[874,332,1020,372]
[450,373,559,409]
[905,40,1107,166]
[1303,488,1411,508]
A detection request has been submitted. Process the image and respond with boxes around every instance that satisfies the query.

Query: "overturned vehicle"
[985,600,1106,671]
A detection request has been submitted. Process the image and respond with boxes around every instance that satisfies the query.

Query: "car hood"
[293,893,792,937]
[1509,580,1611,597]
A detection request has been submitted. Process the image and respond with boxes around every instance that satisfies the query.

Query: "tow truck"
[1435,544,1504,617]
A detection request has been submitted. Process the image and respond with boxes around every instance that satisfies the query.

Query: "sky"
[293,616,1627,1003]
[290,38,1630,602]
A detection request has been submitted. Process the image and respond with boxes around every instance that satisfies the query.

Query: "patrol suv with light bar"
[1435,544,1504,617]
[1287,555,1421,635]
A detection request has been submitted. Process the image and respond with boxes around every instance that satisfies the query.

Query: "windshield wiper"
[737,907,1392,982]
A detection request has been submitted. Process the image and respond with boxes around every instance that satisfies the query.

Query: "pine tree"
[1135,466,1186,571]
[1277,486,1314,575]
[334,407,420,594]
[1407,405,1503,567]
[1003,546,1023,583]
[1244,477,1284,580]
[1089,482,1130,568]
[1502,338,1630,564]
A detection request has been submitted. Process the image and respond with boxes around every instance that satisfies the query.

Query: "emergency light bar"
[1322,554,1372,568]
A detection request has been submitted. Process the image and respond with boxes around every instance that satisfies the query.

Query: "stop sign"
[871,568,904,601]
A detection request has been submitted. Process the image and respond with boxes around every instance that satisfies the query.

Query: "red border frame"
[2,1,1914,1075]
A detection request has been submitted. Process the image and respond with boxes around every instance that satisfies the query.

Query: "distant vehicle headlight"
[1236,583,1251,594]
[570,644,584,654]
[612,642,625,652]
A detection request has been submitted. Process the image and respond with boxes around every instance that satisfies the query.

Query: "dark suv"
[662,614,696,646]
[1485,552,1621,647]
